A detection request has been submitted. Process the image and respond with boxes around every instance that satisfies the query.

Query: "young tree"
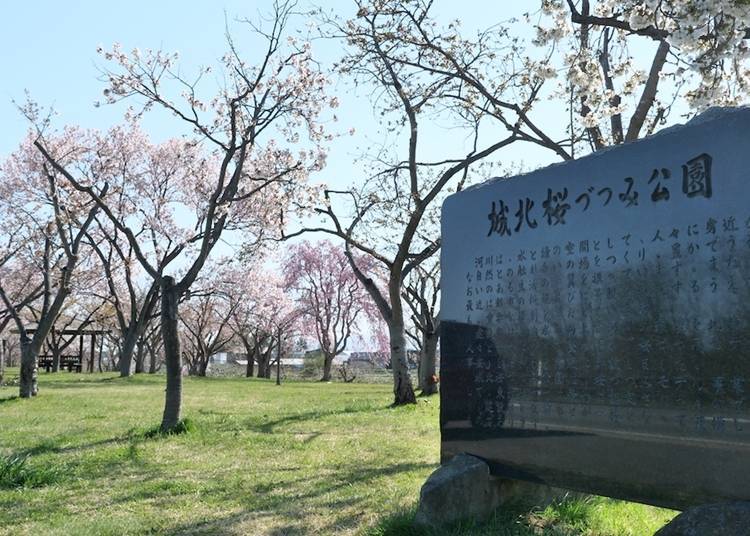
[86,216,160,377]
[283,240,374,381]
[224,266,276,378]
[34,3,332,430]
[179,275,238,377]
[0,129,103,397]
[0,244,44,386]
[403,261,440,395]
[290,1,544,404]
[303,1,750,405]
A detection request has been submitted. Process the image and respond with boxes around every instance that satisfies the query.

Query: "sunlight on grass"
[0,371,676,535]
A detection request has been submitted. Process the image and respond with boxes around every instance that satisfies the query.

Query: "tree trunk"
[417,345,425,391]
[199,354,209,377]
[134,339,145,374]
[19,337,38,398]
[119,328,139,377]
[320,352,333,382]
[51,340,61,373]
[160,276,182,432]
[0,339,6,385]
[389,322,416,405]
[148,342,159,374]
[97,339,103,372]
[257,347,273,379]
[51,329,60,372]
[419,330,439,396]
[244,344,254,378]
[275,332,282,386]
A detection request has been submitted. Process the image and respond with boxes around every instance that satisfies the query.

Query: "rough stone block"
[414,454,502,527]
[414,453,575,528]
[654,502,750,536]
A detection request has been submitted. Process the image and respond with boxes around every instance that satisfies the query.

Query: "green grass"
[0,369,676,535]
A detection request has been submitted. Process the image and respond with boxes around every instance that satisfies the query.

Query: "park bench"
[37,354,83,373]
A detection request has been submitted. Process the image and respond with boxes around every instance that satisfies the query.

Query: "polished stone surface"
[440,107,750,510]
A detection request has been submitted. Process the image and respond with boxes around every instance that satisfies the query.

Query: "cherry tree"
[223,266,277,378]
[179,270,238,377]
[526,1,750,152]
[298,1,750,405]
[290,0,543,404]
[0,128,105,397]
[85,217,159,377]
[376,0,750,156]
[33,2,332,430]
[283,240,374,381]
[231,268,300,380]
[0,245,44,386]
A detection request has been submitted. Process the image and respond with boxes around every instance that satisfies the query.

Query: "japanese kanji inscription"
[440,107,750,510]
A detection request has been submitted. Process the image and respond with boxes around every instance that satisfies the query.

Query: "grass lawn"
[0,370,676,535]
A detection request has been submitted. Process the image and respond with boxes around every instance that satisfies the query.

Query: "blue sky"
[0,2,691,351]
[0,2,566,187]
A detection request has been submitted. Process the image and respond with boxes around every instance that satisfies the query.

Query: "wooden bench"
[60,355,82,373]
[37,355,82,373]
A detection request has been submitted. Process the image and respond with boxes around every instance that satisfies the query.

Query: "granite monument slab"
[440,107,750,510]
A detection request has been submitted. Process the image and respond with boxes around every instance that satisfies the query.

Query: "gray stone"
[440,106,750,509]
[654,502,750,536]
[414,454,502,527]
[414,453,574,527]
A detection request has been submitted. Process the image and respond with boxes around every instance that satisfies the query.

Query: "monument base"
[414,453,573,528]
[654,502,750,536]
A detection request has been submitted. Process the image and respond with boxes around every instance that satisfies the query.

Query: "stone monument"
[435,108,750,522]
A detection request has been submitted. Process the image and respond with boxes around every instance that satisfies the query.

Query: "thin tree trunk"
[275,332,282,386]
[160,276,182,432]
[19,337,38,398]
[389,322,416,405]
[0,339,6,385]
[419,331,439,396]
[417,344,425,391]
[51,337,61,373]
[94,334,102,373]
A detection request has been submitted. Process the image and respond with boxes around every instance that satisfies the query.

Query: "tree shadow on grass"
[41,378,143,390]
[0,396,19,405]
[13,420,161,458]
[246,403,390,434]
[153,461,434,535]
[15,435,129,458]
